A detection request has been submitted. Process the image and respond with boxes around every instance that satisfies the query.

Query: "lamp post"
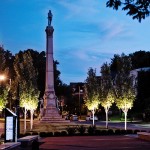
[16,82,20,138]
[79,86,83,119]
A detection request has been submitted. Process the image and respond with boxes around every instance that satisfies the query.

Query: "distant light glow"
[0,75,6,81]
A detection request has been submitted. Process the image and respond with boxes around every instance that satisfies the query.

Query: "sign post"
[5,108,17,143]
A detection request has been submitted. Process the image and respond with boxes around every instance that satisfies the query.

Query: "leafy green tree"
[115,89,135,130]
[129,50,150,69]
[0,46,13,111]
[84,92,100,126]
[110,53,136,130]
[25,90,39,130]
[106,0,150,22]
[14,50,40,130]
[101,92,114,128]
[84,68,100,125]
[100,63,115,128]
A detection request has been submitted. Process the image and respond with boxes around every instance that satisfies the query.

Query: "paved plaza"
[39,135,150,150]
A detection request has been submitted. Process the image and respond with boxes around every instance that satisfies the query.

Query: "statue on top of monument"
[48,10,52,26]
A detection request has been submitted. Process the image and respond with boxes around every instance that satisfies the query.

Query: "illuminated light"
[0,75,6,81]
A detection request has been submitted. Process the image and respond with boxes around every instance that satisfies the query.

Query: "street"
[75,120,150,132]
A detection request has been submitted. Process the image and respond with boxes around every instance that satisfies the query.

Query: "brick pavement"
[39,135,150,150]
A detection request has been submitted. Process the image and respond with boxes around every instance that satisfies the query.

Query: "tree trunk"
[92,109,95,126]
[30,110,34,130]
[105,109,108,129]
[24,108,27,133]
[124,111,127,130]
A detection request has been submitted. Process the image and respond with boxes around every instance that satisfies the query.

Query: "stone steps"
[40,107,70,123]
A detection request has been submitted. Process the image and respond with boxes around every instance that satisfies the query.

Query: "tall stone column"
[40,10,69,123]
[44,10,56,108]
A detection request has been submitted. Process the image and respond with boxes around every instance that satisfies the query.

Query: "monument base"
[40,106,70,123]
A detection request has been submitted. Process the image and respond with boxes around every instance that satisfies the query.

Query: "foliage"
[130,51,150,69]
[101,91,114,111]
[77,125,86,135]
[84,68,100,96]
[87,125,96,135]
[0,46,13,110]
[84,93,100,111]
[0,89,8,111]
[66,126,77,135]
[115,88,135,112]
[14,51,40,110]
[106,0,150,22]
[53,131,61,136]
[60,131,67,136]
[100,63,114,110]
[84,68,100,111]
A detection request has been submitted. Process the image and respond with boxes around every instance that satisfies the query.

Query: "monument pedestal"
[41,106,70,123]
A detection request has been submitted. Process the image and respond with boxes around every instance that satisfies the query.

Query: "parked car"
[70,114,78,121]
[86,115,98,121]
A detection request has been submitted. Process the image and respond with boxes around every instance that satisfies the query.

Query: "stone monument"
[40,10,69,123]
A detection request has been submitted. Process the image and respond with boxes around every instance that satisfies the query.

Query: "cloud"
[58,0,99,20]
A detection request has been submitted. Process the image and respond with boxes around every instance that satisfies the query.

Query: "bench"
[0,142,20,150]
[137,132,150,141]
[17,135,39,149]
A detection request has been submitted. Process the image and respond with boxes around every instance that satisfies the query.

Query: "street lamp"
[16,82,20,138]
[79,86,83,118]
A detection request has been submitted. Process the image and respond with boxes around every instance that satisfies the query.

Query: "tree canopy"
[106,0,150,22]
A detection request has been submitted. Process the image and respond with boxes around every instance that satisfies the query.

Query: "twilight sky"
[0,0,150,84]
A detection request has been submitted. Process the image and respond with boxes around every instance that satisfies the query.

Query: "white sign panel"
[6,116,13,141]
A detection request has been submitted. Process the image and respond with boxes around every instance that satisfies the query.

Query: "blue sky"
[0,0,150,84]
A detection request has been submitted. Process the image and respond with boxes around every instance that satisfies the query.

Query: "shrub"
[66,126,76,136]
[101,130,107,135]
[120,129,126,135]
[47,132,53,137]
[115,129,121,135]
[77,125,86,135]
[40,132,47,137]
[87,125,96,135]
[60,131,68,136]
[95,130,101,135]
[107,129,114,135]
[24,132,32,136]
[32,131,39,135]
[126,129,133,134]
[54,132,61,136]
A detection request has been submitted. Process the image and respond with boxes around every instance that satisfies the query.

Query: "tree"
[106,0,150,22]
[26,89,39,130]
[84,68,100,126]
[14,50,40,131]
[111,53,136,130]
[0,46,13,111]
[84,92,100,126]
[101,91,114,128]
[129,50,150,69]
[115,88,135,130]
[100,63,115,128]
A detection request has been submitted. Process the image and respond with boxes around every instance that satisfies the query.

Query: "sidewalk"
[39,135,150,150]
